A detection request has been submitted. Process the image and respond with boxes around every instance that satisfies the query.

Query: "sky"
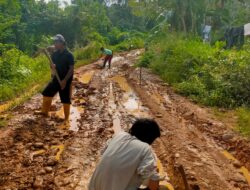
[44,0,72,7]
[44,0,71,3]
[42,0,119,7]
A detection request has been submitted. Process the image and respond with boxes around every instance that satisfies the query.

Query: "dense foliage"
[0,47,49,101]
[141,32,250,108]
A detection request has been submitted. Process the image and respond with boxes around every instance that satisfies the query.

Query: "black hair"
[129,118,161,144]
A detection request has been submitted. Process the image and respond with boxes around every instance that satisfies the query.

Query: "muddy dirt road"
[0,50,250,190]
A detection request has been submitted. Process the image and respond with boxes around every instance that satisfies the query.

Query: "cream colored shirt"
[244,23,250,36]
[88,132,159,190]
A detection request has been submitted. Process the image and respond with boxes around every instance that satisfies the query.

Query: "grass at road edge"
[236,108,250,137]
[212,107,250,138]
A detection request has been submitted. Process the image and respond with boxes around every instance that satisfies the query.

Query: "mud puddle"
[78,70,95,84]
[52,105,83,132]
[110,75,149,118]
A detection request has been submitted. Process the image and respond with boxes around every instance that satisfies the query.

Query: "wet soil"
[0,49,250,190]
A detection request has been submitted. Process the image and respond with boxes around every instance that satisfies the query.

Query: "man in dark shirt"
[36,34,74,120]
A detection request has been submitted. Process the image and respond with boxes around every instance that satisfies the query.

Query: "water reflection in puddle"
[110,76,131,92]
[110,75,149,117]
[69,106,84,131]
[52,104,84,132]
[79,71,95,84]
[123,93,139,111]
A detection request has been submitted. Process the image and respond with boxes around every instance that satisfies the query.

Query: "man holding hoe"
[36,34,74,121]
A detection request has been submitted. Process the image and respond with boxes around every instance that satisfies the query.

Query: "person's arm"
[48,52,57,78]
[99,50,105,59]
[61,65,74,89]
[61,53,74,90]
[137,147,160,189]
[113,114,122,135]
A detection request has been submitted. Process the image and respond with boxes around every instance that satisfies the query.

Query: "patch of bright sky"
[42,0,121,8]
[43,0,72,8]
[42,0,122,8]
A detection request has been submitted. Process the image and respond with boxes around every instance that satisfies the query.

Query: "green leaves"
[144,33,250,108]
[0,47,49,101]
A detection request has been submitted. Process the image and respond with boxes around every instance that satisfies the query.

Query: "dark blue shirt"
[52,49,74,80]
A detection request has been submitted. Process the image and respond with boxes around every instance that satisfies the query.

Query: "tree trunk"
[181,16,187,33]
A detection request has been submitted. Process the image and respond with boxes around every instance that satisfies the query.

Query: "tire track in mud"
[0,49,250,190]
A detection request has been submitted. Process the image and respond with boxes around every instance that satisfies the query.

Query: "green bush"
[142,33,250,108]
[74,41,103,66]
[138,51,155,68]
[108,28,129,45]
[110,30,145,52]
[0,47,49,101]
[113,36,144,51]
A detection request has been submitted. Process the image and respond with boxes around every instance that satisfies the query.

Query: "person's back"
[89,119,161,190]
[103,48,113,55]
[100,47,113,69]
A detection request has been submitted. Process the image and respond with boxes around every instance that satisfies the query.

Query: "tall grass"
[0,48,50,102]
[74,41,103,66]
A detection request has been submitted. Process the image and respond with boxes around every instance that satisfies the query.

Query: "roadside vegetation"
[140,32,250,136]
[141,33,250,108]
[237,108,250,137]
